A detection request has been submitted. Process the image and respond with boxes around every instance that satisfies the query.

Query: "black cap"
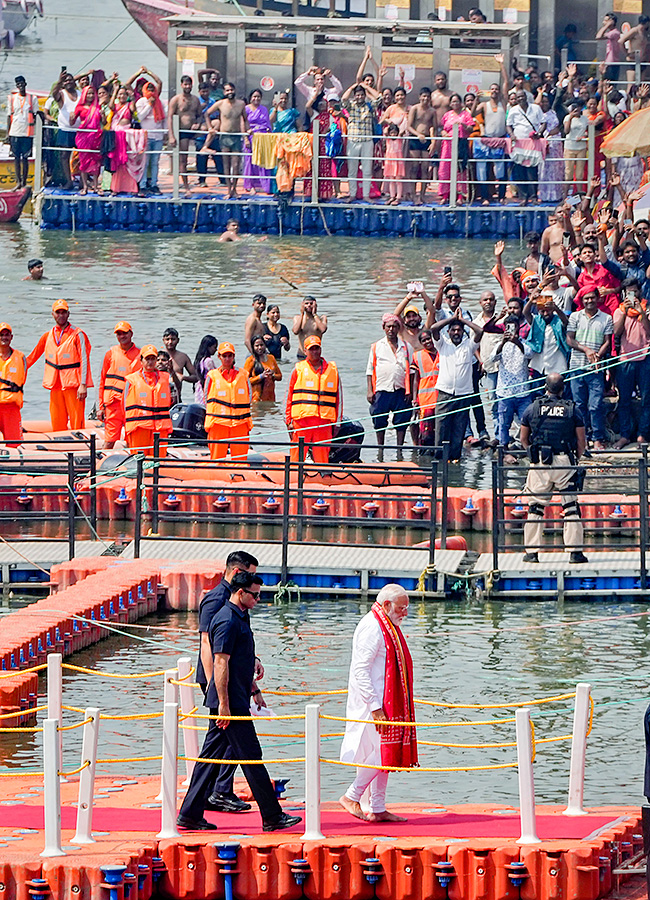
[15,76,26,84]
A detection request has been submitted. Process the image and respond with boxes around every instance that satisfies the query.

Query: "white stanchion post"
[155,669,178,801]
[302,703,324,840]
[47,653,63,774]
[41,718,65,857]
[564,682,592,817]
[515,708,540,844]
[172,114,180,201]
[177,656,199,785]
[449,122,459,210]
[157,701,179,839]
[72,707,99,845]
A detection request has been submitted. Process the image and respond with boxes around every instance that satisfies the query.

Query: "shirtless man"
[541,205,575,264]
[431,71,453,124]
[244,294,267,352]
[292,296,328,359]
[619,15,650,83]
[407,88,437,205]
[161,327,198,400]
[203,83,249,199]
[218,218,241,242]
[23,259,45,281]
[167,76,204,193]
[393,288,435,352]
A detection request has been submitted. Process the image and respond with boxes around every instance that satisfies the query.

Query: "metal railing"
[491,445,649,589]
[31,114,606,212]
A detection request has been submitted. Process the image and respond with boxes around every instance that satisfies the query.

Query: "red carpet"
[0,805,620,840]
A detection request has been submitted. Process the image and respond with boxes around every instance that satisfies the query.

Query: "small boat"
[0,186,31,223]
[2,0,43,36]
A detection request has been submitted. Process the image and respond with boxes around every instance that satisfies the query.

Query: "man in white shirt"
[339,584,416,824]
[51,70,79,190]
[6,75,40,189]
[366,314,413,460]
[294,67,343,103]
[506,91,544,204]
[431,310,484,461]
[563,102,588,198]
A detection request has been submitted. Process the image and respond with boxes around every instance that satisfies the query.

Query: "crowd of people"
[4,186,650,462]
[5,17,650,204]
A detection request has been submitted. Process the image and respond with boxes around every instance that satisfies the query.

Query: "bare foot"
[339,795,368,820]
[366,810,407,822]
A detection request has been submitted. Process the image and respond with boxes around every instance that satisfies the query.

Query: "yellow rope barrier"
[98,712,163,721]
[0,705,48,719]
[414,692,577,710]
[0,664,47,679]
[0,770,44,776]
[167,667,196,686]
[60,760,91,777]
[180,756,306,765]
[97,756,163,763]
[321,757,518,773]
[0,725,42,733]
[535,734,572,745]
[320,714,517,727]
[418,738,518,749]
[58,716,93,731]
[264,689,348,697]
[191,712,306,722]
[62,705,86,713]
[62,664,171,679]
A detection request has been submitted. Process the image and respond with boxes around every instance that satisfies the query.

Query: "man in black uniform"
[196,550,260,812]
[178,571,302,832]
[520,373,588,564]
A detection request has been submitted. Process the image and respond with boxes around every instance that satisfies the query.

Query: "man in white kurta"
[339,584,412,823]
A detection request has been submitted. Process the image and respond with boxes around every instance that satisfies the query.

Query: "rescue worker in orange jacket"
[123,345,172,457]
[204,342,252,461]
[411,328,439,447]
[99,322,141,448]
[0,323,27,447]
[285,335,341,465]
[26,300,92,432]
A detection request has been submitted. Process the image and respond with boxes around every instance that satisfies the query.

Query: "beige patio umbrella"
[601,107,650,158]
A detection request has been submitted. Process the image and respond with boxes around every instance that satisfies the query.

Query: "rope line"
[97,755,163,764]
[321,757,518,772]
[58,716,93,731]
[414,692,577,709]
[320,714,517,727]
[180,755,305,765]
[0,725,42,733]
[0,705,47,719]
[0,664,47,679]
[62,664,172,679]
[60,760,91,777]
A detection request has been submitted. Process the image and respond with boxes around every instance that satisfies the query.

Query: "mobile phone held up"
[407,281,424,293]
[562,231,571,249]
[443,266,452,276]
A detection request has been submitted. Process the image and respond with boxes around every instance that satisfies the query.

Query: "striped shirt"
[567,309,613,370]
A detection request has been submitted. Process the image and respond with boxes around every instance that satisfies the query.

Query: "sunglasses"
[244,589,261,598]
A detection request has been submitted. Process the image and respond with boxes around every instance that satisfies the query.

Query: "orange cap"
[218,342,235,354]
[52,300,69,312]
[304,335,321,349]
[114,321,132,333]
[140,344,158,358]
[0,323,12,334]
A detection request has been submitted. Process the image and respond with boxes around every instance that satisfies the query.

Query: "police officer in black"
[520,373,588,564]
[178,571,302,833]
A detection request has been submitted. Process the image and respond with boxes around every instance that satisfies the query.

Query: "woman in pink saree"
[109,84,148,194]
[70,86,103,194]
[438,94,475,203]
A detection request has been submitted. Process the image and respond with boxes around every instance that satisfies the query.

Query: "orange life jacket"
[102,344,141,406]
[123,370,172,435]
[413,348,439,414]
[43,326,92,390]
[290,359,339,422]
[0,350,26,408]
[205,368,252,430]
[9,92,36,137]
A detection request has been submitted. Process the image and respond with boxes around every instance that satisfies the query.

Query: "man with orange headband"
[0,323,27,447]
[26,300,92,432]
[204,342,252,461]
[99,322,141,449]
[286,334,340,464]
[123,345,172,457]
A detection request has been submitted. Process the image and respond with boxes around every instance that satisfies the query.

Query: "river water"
[1,600,649,809]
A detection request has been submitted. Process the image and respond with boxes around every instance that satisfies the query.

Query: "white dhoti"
[340,612,390,813]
